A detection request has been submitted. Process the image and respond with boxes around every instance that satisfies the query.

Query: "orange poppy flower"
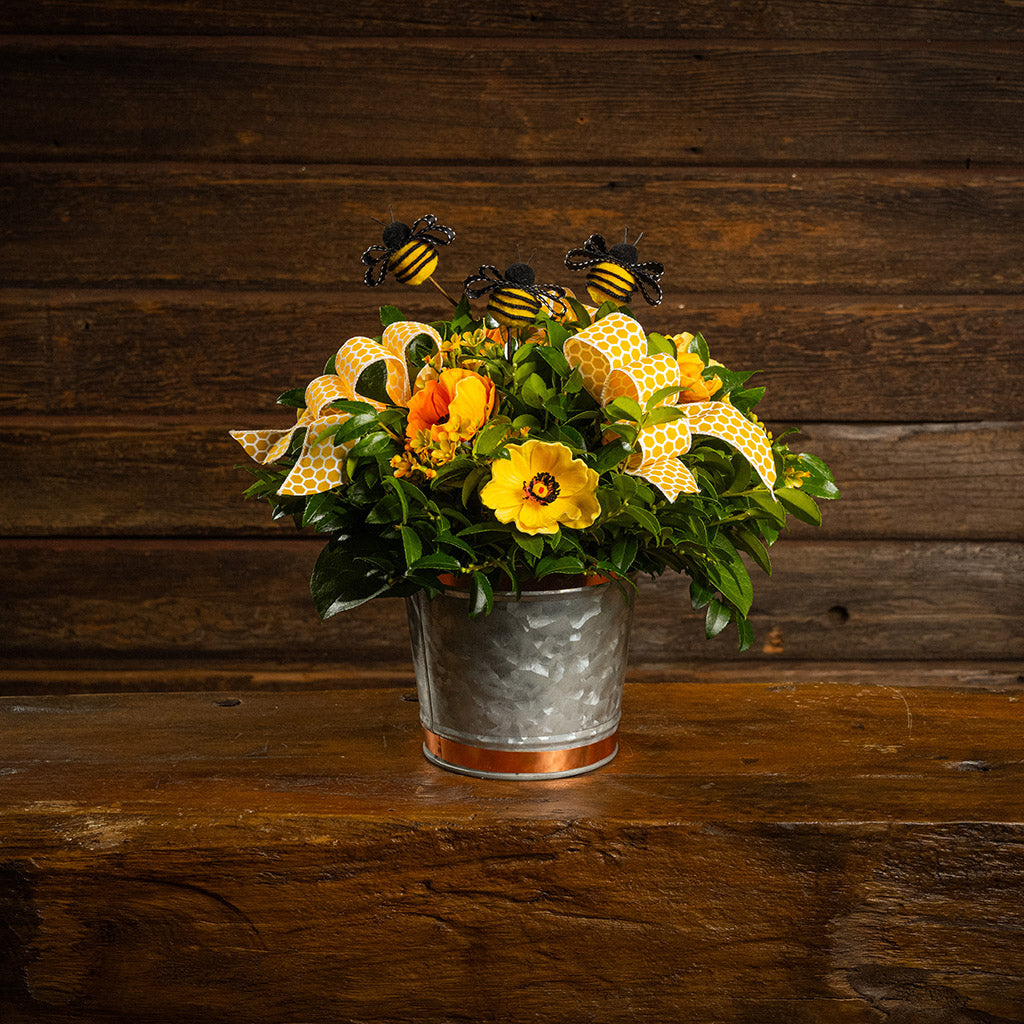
[406,367,496,443]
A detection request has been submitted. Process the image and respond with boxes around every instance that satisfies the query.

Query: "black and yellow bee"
[361,213,456,287]
[564,232,664,306]
[463,263,567,327]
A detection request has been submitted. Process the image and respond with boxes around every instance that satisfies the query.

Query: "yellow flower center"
[524,471,560,506]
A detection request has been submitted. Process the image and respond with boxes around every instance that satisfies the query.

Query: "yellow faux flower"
[480,440,601,536]
[675,350,723,403]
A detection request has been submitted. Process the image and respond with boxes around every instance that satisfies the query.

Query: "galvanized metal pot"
[406,579,634,779]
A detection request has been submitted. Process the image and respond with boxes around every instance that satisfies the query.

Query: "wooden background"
[2,0,1022,694]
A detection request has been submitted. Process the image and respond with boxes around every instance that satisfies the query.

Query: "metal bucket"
[406,579,634,779]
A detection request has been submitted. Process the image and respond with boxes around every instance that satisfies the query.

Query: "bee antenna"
[634,231,644,247]
[370,215,387,227]
[623,227,629,243]
[388,205,395,224]
[527,247,536,265]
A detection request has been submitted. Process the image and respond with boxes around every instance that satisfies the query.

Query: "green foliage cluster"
[240,297,838,650]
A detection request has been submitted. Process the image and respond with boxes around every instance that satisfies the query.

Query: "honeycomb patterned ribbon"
[231,321,442,496]
[563,312,776,501]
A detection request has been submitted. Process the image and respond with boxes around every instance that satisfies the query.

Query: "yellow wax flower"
[480,440,601,536]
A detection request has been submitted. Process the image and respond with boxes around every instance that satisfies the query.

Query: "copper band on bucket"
[422,727,618,777]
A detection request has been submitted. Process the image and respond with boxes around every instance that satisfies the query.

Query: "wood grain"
[4,290,1023,422]
[3,1,1023,39]
[3,166,1022,293]
[1,539,1020,664]
[3,39,1022,165]
[3,660,1022,696]
[2,684,1023,1021]
[2,419,1020,541]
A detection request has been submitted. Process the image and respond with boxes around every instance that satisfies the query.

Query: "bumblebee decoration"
[361,213,456,287]
[564,231,664,307]
[463,262,567,327]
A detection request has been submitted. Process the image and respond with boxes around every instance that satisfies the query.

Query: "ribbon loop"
[232,320,443,496]
[562,312,777,501]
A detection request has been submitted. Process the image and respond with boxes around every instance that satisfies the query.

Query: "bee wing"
[361,244,391,287]
[411,214,456,247]
[463,265,504,298]
[564,233,609,270]
[635,259,665,279]
[538,283,569,317]
[635,267,664,306]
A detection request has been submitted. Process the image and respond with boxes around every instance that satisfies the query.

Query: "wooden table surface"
[3,681,1023,1023]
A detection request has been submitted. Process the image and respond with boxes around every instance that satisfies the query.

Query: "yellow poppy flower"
[480,440,601,535]
[406,367,496,443]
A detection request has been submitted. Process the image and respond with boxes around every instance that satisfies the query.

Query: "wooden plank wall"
[1,1,1022,693]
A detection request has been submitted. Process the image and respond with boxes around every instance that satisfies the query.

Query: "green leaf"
[474,418,511,457]
[535,555,586,579]
[731,526,772,576]
[611,534,638,573]
[747,489,788,527]
[379,304,406,327]
[646,331,677,357]
[736,616,754,652]
[687,332,711,363]
[383,473,409,522]
[520,372,553,409]
[594,299,622,321]
[602,421,639,446]
[513,531,545,558]
[512,414,542,431]
[727,453,752,495]
[797,453,841,499]
[461,464,489,506]
[644,384,685,410]
[310,543,392,620]
[366,490,404,525]
[531,343,571,376]
[690,579,715,610]
[312,411,378,447]
[621,505,661,538]
[644,405,687,426]
[719,549,754,615]
[355,361,390,405]
[430,457,476,488]
[592,440,633,474]
[729,386,765,415]
[605,396,644,423]
[705,599,732,639]
[410,553,462,572]
[566,297,592,327]
[399,525,423,567]
[276,387,307,409]
[468,572,494,616]
[775,486,823,527]
[348,432,397,458]
[301,491,336,529]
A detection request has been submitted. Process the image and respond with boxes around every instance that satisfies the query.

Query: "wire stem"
[428,276,459,307]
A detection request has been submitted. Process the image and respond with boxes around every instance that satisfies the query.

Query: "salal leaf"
[775,486,822,526]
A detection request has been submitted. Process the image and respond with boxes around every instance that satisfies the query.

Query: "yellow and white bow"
[563,312,776,501]
[231,320,441,496]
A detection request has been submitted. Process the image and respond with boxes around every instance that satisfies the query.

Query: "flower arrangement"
[232,215,838,650]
